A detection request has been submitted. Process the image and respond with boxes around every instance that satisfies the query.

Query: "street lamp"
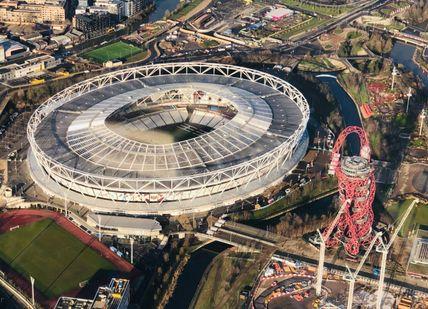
[406,87,412,114]
[30,276,35,306]
[391,65,398,91]
[419,109,426,136]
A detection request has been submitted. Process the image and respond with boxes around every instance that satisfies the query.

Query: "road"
[276,0,392,53]
[150,0,392,64]
[275,250,428,294]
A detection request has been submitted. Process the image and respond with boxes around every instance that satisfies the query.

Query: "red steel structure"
[326,126,376,256]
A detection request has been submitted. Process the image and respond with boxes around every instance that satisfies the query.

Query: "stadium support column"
[64,198,68,218]
[130,238,134,264]
[98,215,101,242]
[30,276,35,306]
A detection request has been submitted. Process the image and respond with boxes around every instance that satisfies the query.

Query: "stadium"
[27,62,309,215]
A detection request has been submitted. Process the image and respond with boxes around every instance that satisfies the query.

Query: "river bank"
[316,74,362,155]
[165,242,230,309]
[391,42,428,92]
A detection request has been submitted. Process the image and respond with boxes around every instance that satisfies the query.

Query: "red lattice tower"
[325,126,376,256]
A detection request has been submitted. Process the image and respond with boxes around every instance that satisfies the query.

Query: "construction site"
[249,125,428,308]
[250,254,428,309]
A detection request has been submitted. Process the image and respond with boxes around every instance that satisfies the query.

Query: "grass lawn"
[281,0,352,16]
[82,41,142,63]
[338,73,370,105]
[273,17,329,41]
[0,219,116,298]
[298,57,344,72]
[234,177,338,221]
[387,199,428,237]
[194,253,260,309]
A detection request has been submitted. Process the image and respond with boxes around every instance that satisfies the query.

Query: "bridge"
[202,218,285,252]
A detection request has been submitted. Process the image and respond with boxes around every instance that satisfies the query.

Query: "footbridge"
[203,218,286,252]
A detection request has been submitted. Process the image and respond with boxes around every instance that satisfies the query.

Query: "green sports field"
[0,219,116,298]
[82,41,142,63]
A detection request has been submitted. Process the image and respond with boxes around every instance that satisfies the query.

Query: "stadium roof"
[34,74,303,179]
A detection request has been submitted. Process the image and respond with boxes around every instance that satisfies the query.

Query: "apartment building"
[0,0,66,26]
[0,55,61,81]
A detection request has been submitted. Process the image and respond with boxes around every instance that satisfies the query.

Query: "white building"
[0,55,61,81]
[0,39,30,62]
[87,212,162,238]
[93,0,124,19]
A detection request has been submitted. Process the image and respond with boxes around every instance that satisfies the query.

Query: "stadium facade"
[28,63,309,215]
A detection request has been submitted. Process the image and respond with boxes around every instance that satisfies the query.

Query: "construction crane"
[344,232,382,309]
[314,199,350,296]
[376,198,420,309]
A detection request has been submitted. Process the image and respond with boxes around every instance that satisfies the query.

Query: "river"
[390,42,428,91]
[316,74,362,155]
[315,41,428,155]
[147,0,181,22]
[165,242,230,309]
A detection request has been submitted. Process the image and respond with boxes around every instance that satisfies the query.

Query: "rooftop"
[88,213,162,231]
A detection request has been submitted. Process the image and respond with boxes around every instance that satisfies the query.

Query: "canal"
[316,74,362,156]
[147,0,180,22]
[165,242,230,309]
[390,42,428,91]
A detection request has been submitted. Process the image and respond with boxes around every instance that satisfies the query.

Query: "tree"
[384,38,393,53]
[163,252,169,263]
[164,9,171,19]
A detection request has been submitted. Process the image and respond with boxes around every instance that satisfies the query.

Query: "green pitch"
[0,219,117,298]
[82,41,142,63]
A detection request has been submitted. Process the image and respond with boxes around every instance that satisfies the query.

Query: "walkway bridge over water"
[201,218,285,252]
